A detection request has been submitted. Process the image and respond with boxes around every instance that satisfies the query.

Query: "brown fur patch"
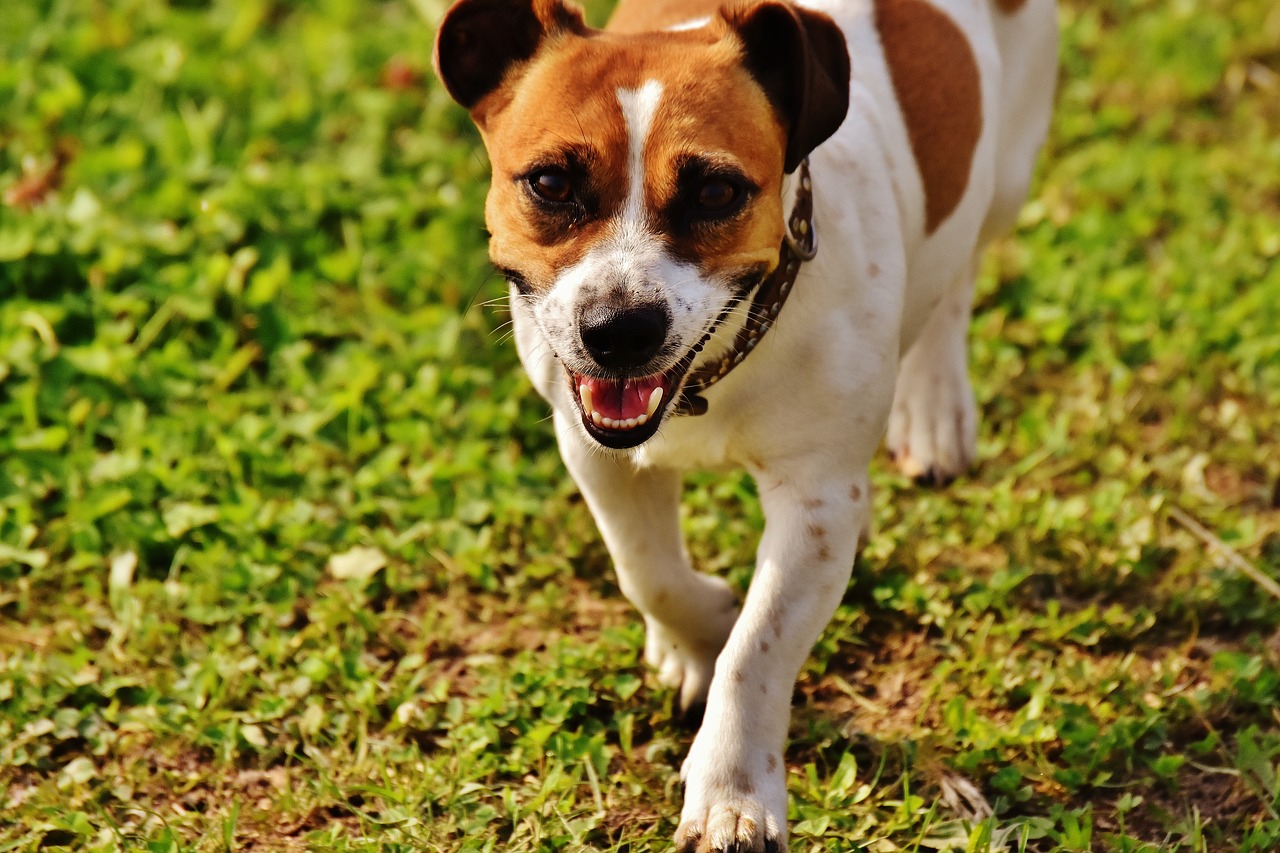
[994,0,1027,13]
[731,767,756,795]
[477,25,788,289]
[641,51,788,278]
[850,483,863,502]
[873,0,982,234]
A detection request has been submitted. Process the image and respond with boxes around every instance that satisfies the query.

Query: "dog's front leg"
[676,463,870,853]
[555,414,741,713]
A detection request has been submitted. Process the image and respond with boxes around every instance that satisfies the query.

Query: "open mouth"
[570,368,680,449]
[565,272,762,450]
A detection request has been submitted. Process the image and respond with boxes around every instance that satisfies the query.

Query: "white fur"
[509,2,1059,848]
[533,224,723,379]
[667,16,712,31]
[617,81,663,225]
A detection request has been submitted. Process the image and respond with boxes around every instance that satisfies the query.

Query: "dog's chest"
[630,410,744,472]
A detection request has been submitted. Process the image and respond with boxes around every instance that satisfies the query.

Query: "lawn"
[1,0,1279,850]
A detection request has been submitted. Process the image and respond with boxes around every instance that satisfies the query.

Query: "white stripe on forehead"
[616,80,664,226]
[667,17,711,31]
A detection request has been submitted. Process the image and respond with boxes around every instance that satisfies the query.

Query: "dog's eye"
[696,178,739,213]
[529,169,573,204]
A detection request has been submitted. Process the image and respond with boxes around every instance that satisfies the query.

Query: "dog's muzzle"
[579,304,669,373]
[570,303,679,449]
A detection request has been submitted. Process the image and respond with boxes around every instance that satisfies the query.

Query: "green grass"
[2,0,1279,850]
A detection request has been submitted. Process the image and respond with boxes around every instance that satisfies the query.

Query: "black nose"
[580,304,669,372]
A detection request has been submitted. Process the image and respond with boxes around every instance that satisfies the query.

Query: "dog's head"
[435,0,849,449]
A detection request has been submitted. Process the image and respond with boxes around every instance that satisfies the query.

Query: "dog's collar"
[676,158,817,417]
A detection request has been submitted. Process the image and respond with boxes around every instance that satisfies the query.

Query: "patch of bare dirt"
[1095,760,1267,846]
[358,572,636,705]
[798,618,944,755]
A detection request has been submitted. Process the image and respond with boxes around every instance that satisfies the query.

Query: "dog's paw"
[676,745,787,853]
[675,800,785,853]
[886,353,977,486]
[645,612,733,714]
[643,574,738,712]
[646,617,719,713]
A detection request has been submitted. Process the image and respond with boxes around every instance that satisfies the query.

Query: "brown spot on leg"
[731,767,755,795]
[759,640,770,653]
[849,483,863,501]
[873,0,982,234]
[818,544,831,561]
[766,754,778,773]
[802,497,824,510]
[733,670,746,683]
[995,0,1027,13]
[806,523,827,538]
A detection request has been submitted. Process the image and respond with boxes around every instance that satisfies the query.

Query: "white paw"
[886,352,977,485]
[676,741,787,853]
[644,576,738,711]
[675,799,785,853]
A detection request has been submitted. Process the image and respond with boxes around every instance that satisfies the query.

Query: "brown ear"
[724,2,851,173]
[433,0,586,118]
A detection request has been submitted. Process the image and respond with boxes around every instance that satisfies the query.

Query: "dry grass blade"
[1168,505,1280,601]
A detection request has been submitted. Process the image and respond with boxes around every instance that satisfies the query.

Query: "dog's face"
[435,0,849,448]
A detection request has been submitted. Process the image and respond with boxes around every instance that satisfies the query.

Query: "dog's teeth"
[584,386,663,431]
[646,387,663,418]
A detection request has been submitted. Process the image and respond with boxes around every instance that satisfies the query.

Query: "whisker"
[461,267,504,319]
[474,295,512,309]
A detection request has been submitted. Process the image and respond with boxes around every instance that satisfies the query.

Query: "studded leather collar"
[676,158,817,417]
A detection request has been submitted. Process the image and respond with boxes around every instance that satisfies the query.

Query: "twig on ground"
[1168,505,1280,601]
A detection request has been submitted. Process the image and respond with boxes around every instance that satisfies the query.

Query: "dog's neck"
[676,158,818,417]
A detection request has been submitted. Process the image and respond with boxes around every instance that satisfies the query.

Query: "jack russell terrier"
[434,0,1057,848]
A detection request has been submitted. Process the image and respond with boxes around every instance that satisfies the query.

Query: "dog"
[434,0,1057,848]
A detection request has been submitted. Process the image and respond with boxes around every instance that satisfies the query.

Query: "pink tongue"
[584,375,666,421]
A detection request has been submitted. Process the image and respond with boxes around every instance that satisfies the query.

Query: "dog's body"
[435,0,1057,848]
